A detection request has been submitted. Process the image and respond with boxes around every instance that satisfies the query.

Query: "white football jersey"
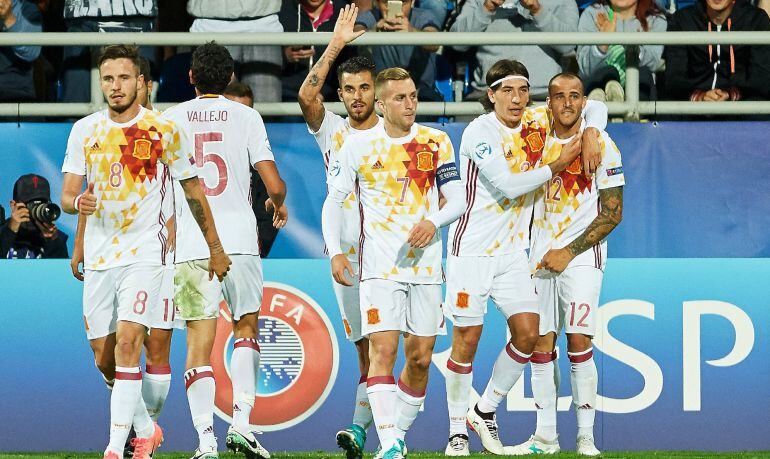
[448,108,550,257]
[310,110,383,261]
[61,106,197,270]
[530,126,625,270]
[163,95,274,262]
[327,123,459,284]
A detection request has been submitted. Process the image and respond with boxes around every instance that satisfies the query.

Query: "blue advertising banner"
[1,121,769,259]
[0,259,767,452]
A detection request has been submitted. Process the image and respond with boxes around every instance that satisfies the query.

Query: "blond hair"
[375,67,412,99]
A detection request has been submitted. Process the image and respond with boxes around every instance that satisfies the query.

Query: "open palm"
[334,4,366,44]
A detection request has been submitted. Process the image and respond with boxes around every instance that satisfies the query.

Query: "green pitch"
[2,453,770,459]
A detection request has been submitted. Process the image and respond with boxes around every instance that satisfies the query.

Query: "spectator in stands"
[450,0,578,100]
[223,82,280,257]
[1,174,68,259]
[665,0,770,101]
[0,0,42,102]
[279,0,354,102]
[60,0,157,102]
[188,0,283,103]
[578,0,666,102]
[419,0,452,26]
[354,0,444,101]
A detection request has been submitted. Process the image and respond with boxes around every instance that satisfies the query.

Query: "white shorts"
[332,260,363,342]
[150,267,184,330]
[175,254,263,321]
[82,264,164,340]
[444,251,539,327]
[536,265,603,337]
[360,279,445,337]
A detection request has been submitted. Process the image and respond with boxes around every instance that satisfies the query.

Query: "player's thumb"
[87,182,95,194]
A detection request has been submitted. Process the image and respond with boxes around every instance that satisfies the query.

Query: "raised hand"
[333,4,366,44]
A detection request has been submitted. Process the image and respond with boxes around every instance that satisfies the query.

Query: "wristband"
[74,193,83,212]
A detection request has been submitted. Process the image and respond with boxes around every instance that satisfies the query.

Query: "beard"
[108,91,138,114]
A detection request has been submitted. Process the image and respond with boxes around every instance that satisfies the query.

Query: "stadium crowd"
[1,0,769,106]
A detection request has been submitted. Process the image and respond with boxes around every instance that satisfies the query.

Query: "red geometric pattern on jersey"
[402,137,438,197]
[520,121,546,165]
[118,125,163,182]
[558,156,593,196]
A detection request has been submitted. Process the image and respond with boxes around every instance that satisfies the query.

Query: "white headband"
[490,75,529,88]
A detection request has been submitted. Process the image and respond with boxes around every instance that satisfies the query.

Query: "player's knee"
[405,352,432,374]
[567,333,592,353]
[370,341,398,367]
[115,335,143,359]
[452,330,480,361]
[512,330,539,354]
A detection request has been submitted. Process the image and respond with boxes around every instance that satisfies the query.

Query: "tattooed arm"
[298,4,365,132]
[179,177,231,281]
[538,186,623,274]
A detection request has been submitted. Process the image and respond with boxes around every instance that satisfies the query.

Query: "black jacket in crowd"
[279,0,356,102]
[664,0,770,100]
[0,220,69,259]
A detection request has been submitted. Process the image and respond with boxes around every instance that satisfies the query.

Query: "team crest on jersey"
[417,151,433,172]
[566,156,583,175]
[132,139,152,160]
[525,132,544,152]
[210,282,339,431]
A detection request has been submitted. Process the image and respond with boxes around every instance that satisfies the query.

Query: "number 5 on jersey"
[195,132,228,196]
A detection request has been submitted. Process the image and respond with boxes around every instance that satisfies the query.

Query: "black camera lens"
[27,201,61,224]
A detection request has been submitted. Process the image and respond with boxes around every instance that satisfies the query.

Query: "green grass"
[2,453,770,459]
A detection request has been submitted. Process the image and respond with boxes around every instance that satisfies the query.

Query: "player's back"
[164,95,273,262]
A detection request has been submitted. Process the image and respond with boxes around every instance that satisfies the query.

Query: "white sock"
[143,364,171,422]
[531,351,558,442]
[106,366,142,454]
[366,376,398,449]
[445,358,472,436]
[185,366,217,451]
[231,338,260,432]
[569,348,597,439]
[133,392,155,438]
[395,378,426,441]
[352,375,373,430]
[477,343,531,413]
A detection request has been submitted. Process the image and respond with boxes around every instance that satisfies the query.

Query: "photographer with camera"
[1,174,68,259]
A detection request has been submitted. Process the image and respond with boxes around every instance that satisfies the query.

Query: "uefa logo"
[210,282,339,431]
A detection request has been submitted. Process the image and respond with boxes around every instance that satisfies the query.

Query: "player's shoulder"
[416,123,451,143]
[72,109,107,132]
[464,112,496,135]
[598,130,621,155]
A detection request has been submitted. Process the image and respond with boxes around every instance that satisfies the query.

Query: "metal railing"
[2,32,770,120]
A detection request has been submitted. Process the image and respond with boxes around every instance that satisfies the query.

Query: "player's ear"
[188,69,195,85]
[487,88,495,105]
[338,88,344,102]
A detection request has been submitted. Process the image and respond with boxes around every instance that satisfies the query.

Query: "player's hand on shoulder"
[408,220,437,249]
[538,247,573,274]
[208,249,232,282]
[581,128,602,175]
[331,254,355,286]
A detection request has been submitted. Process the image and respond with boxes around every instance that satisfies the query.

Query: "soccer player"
[163,42,287,459]
[444,60,608,456]
[509,72,624,457]
[68,58,178,457]
[322,67,465,459]
[297,6,378,458]
[60,44,230,459]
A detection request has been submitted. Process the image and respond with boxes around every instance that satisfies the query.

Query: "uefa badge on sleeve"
[210,282,339,431]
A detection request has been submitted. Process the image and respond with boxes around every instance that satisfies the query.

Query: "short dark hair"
[138,56,152,82]
[191,42,235,95]
[481,59,530,112]
[97,44,141,74]
[223,82,253,100]
[548,72,584,96]
[337,56,376,86]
